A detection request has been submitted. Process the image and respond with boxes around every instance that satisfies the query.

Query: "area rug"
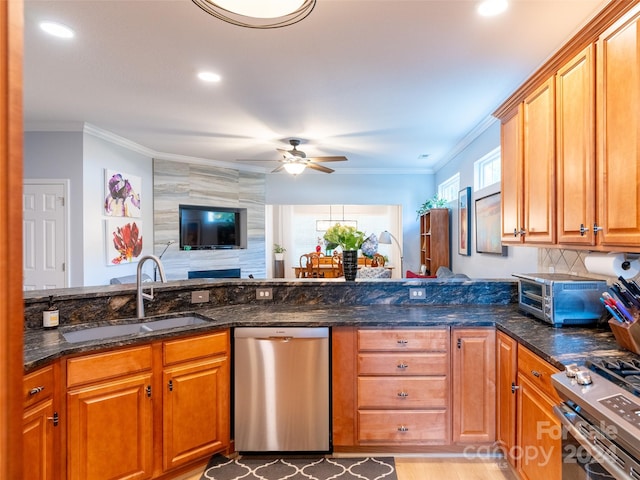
[200,455,397,480]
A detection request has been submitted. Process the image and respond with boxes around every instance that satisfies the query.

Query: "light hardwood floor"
[175,457,519,480]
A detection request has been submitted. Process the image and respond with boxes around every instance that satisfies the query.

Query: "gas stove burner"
[586,356,640,397]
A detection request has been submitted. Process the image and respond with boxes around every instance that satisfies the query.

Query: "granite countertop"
[24,303,636,372]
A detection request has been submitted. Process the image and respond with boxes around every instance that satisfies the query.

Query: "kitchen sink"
[61,315,209,343]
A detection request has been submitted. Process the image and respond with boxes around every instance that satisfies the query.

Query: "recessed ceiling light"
[197,72,222,83]
[477,0,508,17]
[39,21,75,39]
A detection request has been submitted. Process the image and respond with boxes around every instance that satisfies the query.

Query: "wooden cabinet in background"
[23,363,60,480]
[500,104,524,244]
[451,328,496,444]
[66,345,154,480]
[496,331,518,468]
[419,208,450,275]
[162,331,230,471]
[597,4,640,247]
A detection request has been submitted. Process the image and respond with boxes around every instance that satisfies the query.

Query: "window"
[438,173,460,203]
[474,147,501,191]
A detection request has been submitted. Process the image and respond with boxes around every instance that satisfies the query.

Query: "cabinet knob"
[397,362,408,370]
[396,339,408,346]
[511,382,520,394]
[397,426,409,432]
[47,412,59,427]
[397,391,409,398]
[531,369,542,378]
[593,223,603,235]
[579,224,588,236]
[168,379,173,392]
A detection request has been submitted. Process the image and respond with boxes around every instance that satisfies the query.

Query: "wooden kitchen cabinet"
[495,331,518,468]
[357,328,451,446]
[500,104,524,244]
[23,363,60,480]
[516,345,562,480]
[522,78,556,245]
[66,345,154,480]
[556,44,596,245]
[451,328,496,444]
[596,4,640,248]
[162,331,230,471]
[419,208,450,275]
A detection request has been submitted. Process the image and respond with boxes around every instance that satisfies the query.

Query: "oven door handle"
[552,404,630,480]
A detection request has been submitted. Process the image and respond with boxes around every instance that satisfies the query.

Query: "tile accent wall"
[153,159,266,280]
[539,248,640,282]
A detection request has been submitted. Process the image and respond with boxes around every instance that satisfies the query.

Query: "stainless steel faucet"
[137,255,167,318]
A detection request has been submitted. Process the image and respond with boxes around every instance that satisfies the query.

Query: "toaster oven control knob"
[575,370,593,385]
[565,364,580,378]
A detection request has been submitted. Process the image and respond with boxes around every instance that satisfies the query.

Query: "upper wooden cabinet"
[500,104,523,244]
[556,45,596,245]
[597,5,640,247]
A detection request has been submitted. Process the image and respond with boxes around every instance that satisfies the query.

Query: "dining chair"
[299,252,324,278]
[364,253,385,267]
[331,251,343,277]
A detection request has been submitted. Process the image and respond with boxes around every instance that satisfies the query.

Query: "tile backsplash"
[539,248,640,283]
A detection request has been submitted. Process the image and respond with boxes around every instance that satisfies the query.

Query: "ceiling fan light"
[210,0,306,19]
[283,162,306,175]
[477,0,508,17]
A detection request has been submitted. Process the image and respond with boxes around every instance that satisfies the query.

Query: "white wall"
[82,133,154,286]
[266,173,436,274]
[24,131,85,286]
[435,120,537,278]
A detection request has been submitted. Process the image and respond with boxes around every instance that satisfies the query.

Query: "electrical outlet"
[256,288,273,300]
[191,290,209,303]
[409,288,426,299]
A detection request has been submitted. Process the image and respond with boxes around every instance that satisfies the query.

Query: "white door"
[23,181,68,290]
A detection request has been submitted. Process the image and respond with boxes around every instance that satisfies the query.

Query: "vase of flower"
[342,250,358,281]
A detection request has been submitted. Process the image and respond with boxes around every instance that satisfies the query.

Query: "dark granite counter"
[24,302,637,372]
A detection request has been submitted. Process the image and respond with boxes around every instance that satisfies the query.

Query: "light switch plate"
[191,290,210,303]
[409,288,426,299]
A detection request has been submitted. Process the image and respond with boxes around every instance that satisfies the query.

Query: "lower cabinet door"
[23,398,55,480]
[67,373,154,480]
[163,356,229,471]
[517,375,562,480]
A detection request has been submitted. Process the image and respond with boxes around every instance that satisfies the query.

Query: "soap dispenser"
[43,295,59,329]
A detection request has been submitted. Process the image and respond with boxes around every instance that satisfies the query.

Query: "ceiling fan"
[237,139,347,175]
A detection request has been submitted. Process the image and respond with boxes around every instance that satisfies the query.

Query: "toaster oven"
[512,273,607,326]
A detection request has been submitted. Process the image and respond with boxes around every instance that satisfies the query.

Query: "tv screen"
[179,204,247,250]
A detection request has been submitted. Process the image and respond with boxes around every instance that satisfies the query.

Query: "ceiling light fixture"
[477,0,508,17]
[197,71,222,82]
[191,0,316,29]
[283,162,306,175]
[39,21,75,38]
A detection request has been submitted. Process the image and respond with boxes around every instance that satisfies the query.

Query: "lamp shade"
[379,231,392,244]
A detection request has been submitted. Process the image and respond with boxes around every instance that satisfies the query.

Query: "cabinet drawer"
[358,377,447,408]
[517,345,560,402]
[67,345,153,388]
[358,352,448,375]
[23,364,55,408]
[358,410,448,444]
[164,330,229,366]
[358,329,449,352]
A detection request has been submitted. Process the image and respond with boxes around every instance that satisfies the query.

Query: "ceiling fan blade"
[307,163,334,174]
[307,156,348,163]
[236,159,280,163]
[271,164,286,173]
[276,148,295,159]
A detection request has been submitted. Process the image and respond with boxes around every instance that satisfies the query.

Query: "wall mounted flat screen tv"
[179,204,247,250]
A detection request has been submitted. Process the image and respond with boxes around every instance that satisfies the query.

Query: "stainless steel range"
[551,358,640,479]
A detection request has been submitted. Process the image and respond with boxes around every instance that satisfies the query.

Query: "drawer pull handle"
[531,370,542,378]
[29,386,45,396]
[397,426,409,432]
[397,391,409,398]
[396,339,408,346]
[397,362,408,370]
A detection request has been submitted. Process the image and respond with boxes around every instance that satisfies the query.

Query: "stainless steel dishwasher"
[234,326,330,453]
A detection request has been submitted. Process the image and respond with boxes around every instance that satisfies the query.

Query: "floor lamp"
[379,231,403,277]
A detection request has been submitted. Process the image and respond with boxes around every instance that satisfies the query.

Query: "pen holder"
[608,318,640,354]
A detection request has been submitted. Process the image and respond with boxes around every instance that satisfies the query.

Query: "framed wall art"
[458,187,471,256]
[475,192,508,256]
